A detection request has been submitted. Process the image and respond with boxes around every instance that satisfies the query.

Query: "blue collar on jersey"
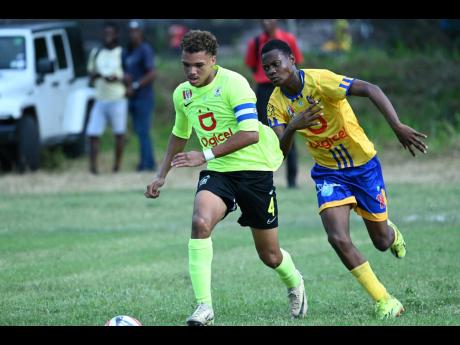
[281,69,305,102]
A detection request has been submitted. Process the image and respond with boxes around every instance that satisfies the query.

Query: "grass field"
[1,152,460,326]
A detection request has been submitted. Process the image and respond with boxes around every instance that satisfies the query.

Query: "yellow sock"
[350,261,389,302]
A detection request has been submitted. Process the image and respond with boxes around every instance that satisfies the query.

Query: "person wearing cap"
[123,19,157,171]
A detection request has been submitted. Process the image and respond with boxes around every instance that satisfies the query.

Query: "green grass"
[1,181,459,325]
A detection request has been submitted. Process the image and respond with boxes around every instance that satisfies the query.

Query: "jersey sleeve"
[171,87,192,139]
[317,69,355,100]
[267,95,288,128]
[225,73,259,132]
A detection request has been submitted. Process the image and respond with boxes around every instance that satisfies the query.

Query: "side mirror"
[36,58,55,85]
[37,58,55,75]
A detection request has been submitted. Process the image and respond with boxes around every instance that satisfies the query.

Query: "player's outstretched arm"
[171,130,259,168]
[144,134,188,199]
[272,101,322,158]
[348,79,428,156]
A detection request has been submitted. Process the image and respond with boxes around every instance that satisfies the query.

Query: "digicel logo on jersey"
[198,112,217,131]
[201,128,234,147]
[309,127,348,149]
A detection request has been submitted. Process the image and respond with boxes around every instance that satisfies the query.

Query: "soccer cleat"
[375,295,405,320]
[287,270,308,319]
[186,303,214,326]
[388,219,406,258]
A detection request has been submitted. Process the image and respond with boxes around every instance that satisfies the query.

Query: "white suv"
[0,21,95,172]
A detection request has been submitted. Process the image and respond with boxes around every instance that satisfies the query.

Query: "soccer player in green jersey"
[144,30,308,326]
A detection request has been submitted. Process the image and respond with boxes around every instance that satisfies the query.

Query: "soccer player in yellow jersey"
[261,39,428,319]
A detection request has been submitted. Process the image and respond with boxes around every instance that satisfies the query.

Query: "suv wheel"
[16,115,40,172]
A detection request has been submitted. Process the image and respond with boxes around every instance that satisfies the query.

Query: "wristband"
[132,81,140,90]
[203,149,215,161]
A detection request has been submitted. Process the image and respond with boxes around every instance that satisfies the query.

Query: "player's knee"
[258,249,282,268]
[191,215,213,238]
[327,234,353,252]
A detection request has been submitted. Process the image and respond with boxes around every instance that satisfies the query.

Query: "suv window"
[52,34,68,69]
[0,36,26,70]
[65,26,86,77]
[34,37,49,72]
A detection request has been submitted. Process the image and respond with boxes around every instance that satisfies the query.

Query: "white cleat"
[186,303,214,326]
[287,271,308,319]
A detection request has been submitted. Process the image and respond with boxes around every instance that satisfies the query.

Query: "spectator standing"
[245,19,303,188]
[123,19,157,171]
[87,21,127,174]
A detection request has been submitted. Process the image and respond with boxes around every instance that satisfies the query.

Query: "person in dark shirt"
[123,20,157,171]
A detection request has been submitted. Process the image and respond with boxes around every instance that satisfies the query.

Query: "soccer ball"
[105,315,142,326]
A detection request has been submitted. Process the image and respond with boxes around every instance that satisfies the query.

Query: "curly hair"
[181,30,219,55]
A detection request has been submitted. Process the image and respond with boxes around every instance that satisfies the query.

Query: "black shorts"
[196,170,278,229]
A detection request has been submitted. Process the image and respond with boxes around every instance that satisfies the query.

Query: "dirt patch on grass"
[0,150,459,195]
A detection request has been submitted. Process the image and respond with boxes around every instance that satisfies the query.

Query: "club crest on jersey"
[306,95,318,105]
[214,87,222,97]
[183,89,193,105]
[287,105,295,118]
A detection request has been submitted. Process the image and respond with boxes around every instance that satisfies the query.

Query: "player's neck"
[199,68,218,88]
[281,69,303,96]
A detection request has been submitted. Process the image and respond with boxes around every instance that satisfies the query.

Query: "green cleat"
[388,219,406,258]
[375,295,405,320]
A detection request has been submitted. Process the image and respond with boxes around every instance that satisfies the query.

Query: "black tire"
[63,101,92,158]
[16,115,40,172]
[0,148,14,172]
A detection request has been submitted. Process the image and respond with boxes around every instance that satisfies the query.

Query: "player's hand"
[144,176,165,199]
[171,151,206,168]
[125,86,134,98]
[288,100,323,131]
[123,74,133,85]
[394,123,428,156]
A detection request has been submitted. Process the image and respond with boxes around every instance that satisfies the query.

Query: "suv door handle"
[51,81,60,87]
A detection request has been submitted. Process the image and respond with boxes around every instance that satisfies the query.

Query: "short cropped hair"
[261,39,292,57]
[181,30,218,56]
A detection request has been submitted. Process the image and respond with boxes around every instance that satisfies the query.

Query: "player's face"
[262,49,295,87]
[181,51,217,87]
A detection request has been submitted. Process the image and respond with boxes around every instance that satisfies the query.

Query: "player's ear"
[289,53,295,65]
[210,55,217,65]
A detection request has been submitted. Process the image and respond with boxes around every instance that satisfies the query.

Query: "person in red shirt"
[245,19,304,188]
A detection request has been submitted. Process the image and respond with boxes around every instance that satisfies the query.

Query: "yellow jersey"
[267,69,376,169]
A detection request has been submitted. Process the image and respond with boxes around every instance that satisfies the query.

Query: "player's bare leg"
[363,219,395,251]
[320,205,364,270]
[320,205,403,319]
[364,218,406,258]
[251,228,307,318]
[187,190,227,326]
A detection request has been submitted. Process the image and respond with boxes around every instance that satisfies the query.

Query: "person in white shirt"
[87,21,127,174]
